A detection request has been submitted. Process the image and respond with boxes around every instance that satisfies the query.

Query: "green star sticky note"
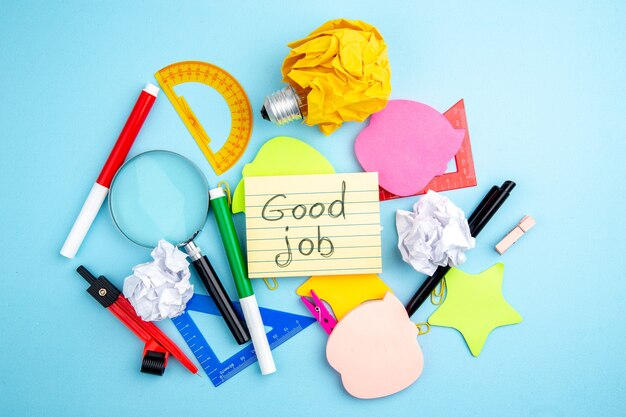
[428,263,522,356]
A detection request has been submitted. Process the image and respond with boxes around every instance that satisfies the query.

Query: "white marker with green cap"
[210,187,276,375]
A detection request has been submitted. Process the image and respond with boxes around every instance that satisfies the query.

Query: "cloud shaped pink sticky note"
[355,100,465,196]
[326,292,423,399]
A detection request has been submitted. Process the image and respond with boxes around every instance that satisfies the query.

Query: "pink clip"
[300,289,337,335]
[496,215,536,254]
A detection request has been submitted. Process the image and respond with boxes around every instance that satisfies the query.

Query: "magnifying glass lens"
[109,150,250,345]
[109,151,209,247]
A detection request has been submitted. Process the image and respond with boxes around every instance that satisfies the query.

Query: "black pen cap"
[500,180,516,194]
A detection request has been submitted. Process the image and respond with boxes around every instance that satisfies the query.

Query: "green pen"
[209,187,276,375]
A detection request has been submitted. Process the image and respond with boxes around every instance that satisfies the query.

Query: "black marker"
[405,181,516,317]
[467,185,499,225]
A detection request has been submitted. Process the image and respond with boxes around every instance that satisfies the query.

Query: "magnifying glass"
[109,150,250,345]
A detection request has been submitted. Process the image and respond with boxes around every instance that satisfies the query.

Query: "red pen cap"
[97,84,159,187]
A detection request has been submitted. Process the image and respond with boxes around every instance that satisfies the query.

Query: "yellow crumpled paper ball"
[282,19,392,136]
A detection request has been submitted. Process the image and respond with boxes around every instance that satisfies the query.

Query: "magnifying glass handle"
[185,243,251,345]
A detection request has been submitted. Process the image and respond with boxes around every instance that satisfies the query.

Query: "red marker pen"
[60,83,159,258]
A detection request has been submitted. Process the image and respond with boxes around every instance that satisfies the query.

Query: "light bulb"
[260,85,307,125]
[260,18,392,136]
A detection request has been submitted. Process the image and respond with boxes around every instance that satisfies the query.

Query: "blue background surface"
[1,1,625,416]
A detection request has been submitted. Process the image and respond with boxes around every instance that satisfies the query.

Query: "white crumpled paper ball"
[396,190,475,275]
[123,240,194,321]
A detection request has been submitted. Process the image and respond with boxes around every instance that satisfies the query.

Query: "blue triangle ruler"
[172,294,315,386]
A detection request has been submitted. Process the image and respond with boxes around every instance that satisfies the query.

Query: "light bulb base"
[261,85,305,125]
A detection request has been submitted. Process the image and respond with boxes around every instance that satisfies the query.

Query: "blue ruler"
[172,294,315,386]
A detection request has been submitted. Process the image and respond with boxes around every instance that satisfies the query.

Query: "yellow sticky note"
[296,274,392,320]
[244,173,382,278]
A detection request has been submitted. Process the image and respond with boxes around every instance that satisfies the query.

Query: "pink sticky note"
[326,292,424,399]
[355,100,465,196]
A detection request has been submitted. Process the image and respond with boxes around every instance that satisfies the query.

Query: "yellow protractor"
[154,61,252,175]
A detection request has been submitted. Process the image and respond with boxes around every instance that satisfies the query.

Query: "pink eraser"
[354,100,465,196]
[496,215,536,255]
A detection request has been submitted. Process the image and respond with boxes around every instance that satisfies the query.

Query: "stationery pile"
[59,17,535,398]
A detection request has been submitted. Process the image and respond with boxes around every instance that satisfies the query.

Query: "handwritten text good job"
[244,173,382,278]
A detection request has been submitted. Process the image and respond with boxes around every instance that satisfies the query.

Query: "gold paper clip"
[430,278,446,305]
[415,322,430,335]
[217,180,232,206]
[263,277,278,291]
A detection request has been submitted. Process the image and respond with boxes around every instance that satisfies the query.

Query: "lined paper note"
[244,173,382,278]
